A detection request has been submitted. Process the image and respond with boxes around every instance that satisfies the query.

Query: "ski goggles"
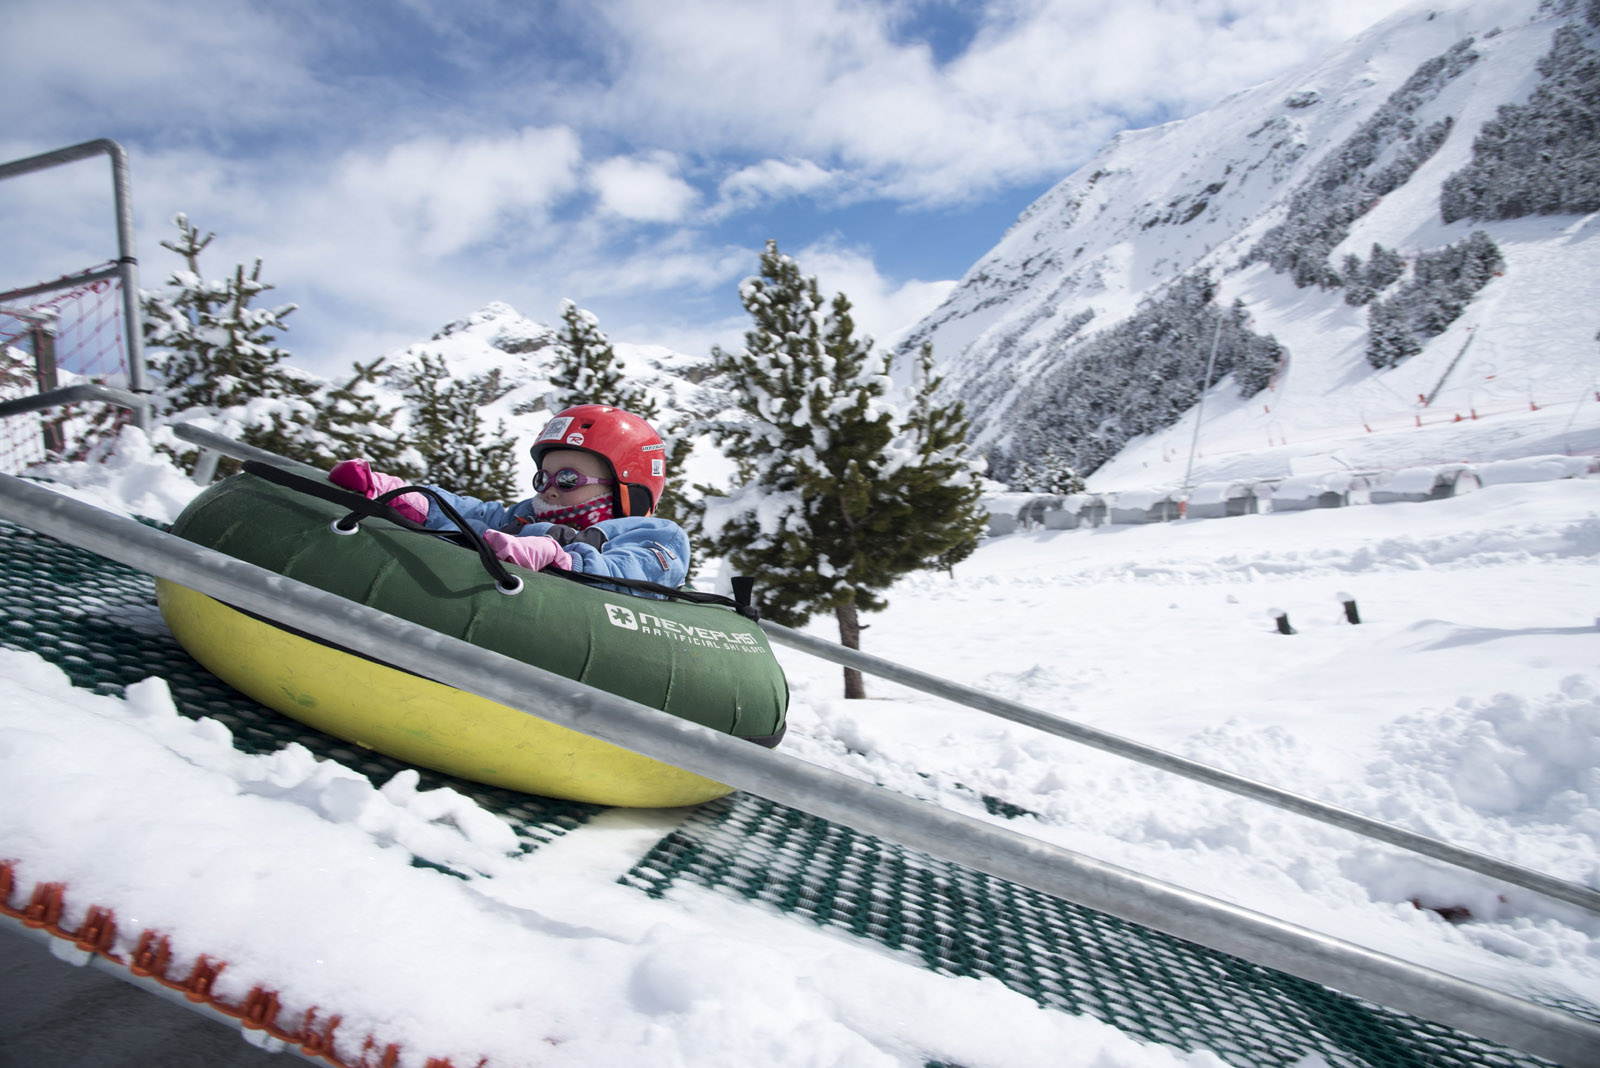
[533,467,617,493]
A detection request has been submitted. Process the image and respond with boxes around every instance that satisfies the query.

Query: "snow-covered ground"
[2,415,1597,1067]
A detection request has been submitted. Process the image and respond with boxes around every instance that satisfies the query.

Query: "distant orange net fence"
[0,264,132,475]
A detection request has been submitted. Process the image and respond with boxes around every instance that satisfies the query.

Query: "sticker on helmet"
[641,442,665,452]
[651,458,664,477]
[537,416,573,441]
[565,432,585,446]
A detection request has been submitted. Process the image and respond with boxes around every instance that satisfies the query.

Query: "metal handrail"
[1,471,1598,1066]
[760,622,1600,915]
[0,382,151,421]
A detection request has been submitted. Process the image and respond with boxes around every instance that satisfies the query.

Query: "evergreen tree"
[1439,22,1600,222]
[548,300,633,411]
[141,214,414,478]
[700,242,983,697]
[144,214,298,418]
[393,353,519,500]
[1364,230,1503,368]
[1341,253,1372,306]
[305,356,419,475]
[544,299,698,527]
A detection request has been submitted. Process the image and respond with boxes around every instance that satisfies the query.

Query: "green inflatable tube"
[158,470,789,806]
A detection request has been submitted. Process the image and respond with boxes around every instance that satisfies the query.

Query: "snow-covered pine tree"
[1439,17,1600,222]
[394,353,518,500]
[899,341,986,577]
[548,300,634,411]
[700,242,982,698]
[544,300,697,527]
[304,356,419,476]
[142,214,307,472]
[142,214,414,478]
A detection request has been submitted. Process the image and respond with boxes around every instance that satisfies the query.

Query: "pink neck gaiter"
[532,494,615,531]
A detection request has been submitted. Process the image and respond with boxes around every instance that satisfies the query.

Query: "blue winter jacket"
[419,486,689,595]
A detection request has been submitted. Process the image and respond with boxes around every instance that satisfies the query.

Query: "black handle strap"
[240,461,759,618]
[242,461,522,592]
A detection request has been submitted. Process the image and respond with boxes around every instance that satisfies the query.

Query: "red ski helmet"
[530,404,667,517]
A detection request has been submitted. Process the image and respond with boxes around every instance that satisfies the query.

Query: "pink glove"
[329,459,429,524]
[483,529,572,572]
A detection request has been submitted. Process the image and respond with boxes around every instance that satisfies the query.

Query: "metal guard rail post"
[0,139,149,430]
[1,474,1598,1067]
[0,382,152,422]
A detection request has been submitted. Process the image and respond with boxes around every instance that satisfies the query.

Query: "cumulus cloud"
[795,238,957,351]
[331,127,584,256]
[587,0,1420,204]
[0,0,324,141]
[714,158,839,217]
[589,153,699,222]
[1,0,1423,372]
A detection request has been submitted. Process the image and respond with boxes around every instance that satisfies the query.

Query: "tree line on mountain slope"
[1249,8,1596,367]
[985,273,1285,486]
[1439,9,1600,222]
[1245,36,1479,290]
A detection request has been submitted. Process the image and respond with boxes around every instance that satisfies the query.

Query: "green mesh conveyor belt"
[0,516,599,854]
[0,514,1585,1067]
[621,794,1578,1068]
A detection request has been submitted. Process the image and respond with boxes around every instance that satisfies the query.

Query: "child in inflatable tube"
[330,404,688,597]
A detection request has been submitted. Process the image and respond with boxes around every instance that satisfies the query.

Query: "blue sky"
[0,0,1416,377]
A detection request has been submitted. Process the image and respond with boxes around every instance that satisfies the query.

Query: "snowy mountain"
[903,0,1599,491]
[378,301,733,490]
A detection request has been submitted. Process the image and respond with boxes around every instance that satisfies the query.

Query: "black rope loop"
[240,460,759,617]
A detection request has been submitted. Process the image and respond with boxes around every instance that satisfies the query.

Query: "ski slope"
[2,418,1597,1067]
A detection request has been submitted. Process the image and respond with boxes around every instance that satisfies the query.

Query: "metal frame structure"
[1,426,1598,1065]
[0,139,149,430]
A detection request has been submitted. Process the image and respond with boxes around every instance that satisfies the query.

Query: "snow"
[4,405,1599,1066]
[4,2,1599,1062]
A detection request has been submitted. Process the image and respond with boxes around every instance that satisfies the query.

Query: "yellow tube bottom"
[155,580,734,808]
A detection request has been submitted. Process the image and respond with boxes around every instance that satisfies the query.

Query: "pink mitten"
[483,529,572,572]
[329,459,429,524]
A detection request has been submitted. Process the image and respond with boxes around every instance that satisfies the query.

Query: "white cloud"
[588,0,1421,204]
[714,158,838,217]
[795,238,956,351]
[589,153,698,222]
[1,0,324,140]
[332,128,584,257]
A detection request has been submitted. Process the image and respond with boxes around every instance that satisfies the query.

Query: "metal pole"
[0,382,151,422]
[103,140,149,428]
[0,474,1596,1066]
[759,621,1600,915]
[0,140,149,430]
[1181,313,1225,503]
[0,264,124,306]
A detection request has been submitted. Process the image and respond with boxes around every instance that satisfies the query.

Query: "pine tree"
[700,242,983,697]
[544,299,698,526]
[144,214,299,418]
[393,353,518,500]
[900,341,987,576]
[305,356,419,475]
[548,300,633,411]
[141,214,414,478]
